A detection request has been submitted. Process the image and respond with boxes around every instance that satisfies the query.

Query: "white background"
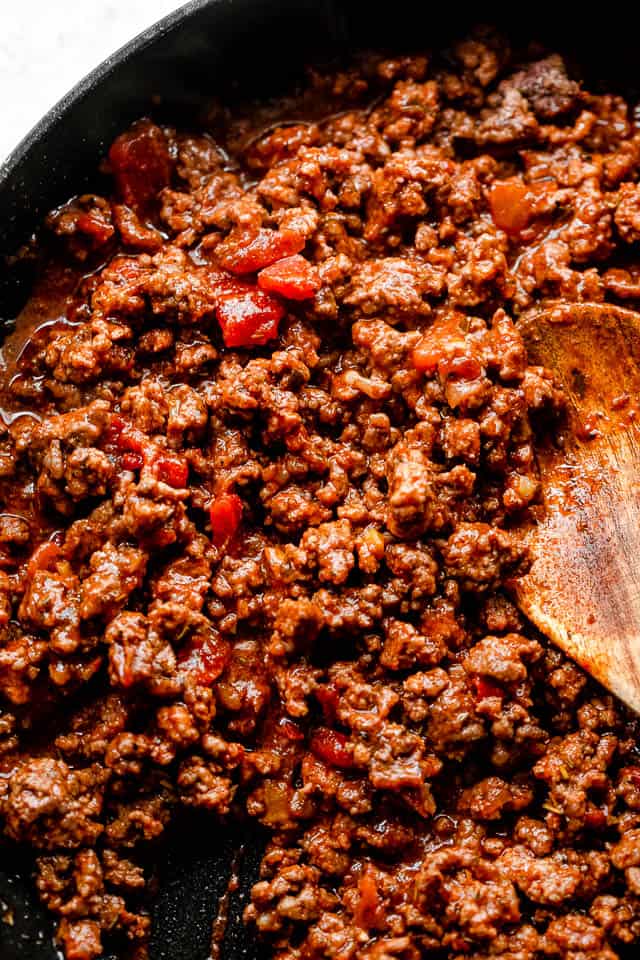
[0,0,183,162]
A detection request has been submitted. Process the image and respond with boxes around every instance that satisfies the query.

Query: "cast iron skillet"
[1,2,639,957]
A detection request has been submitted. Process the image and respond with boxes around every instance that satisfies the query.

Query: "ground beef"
[1,29,640,960]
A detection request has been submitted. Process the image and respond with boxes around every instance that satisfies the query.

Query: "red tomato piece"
[412,340,440,375]
[217,228,306,275]
[119,427,144,454]
[438,354,483,381]
[178,633,230,686]
[103,430,121,459]
[155,454,188,488]
[473,677,504,701]
[354,868,382,930]
[209,493,243,548]
[75,211,115,246]
[488,179,534,237]
[26,540,62,578]
[107,415,145,455]
[258,254,320,300]
[412,314,483,379]
[583,808,607,830]
[122,452,144,471]
[278,717,305,741]
[309,727,354,769]
[108,120,172,214]
[216,286,284,348]
[104,413,126,447]
[315,684,340,724]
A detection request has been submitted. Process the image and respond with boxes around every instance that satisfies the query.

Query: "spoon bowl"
[514,301,640,713]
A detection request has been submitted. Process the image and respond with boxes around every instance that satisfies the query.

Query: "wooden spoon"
[513,301,640,714]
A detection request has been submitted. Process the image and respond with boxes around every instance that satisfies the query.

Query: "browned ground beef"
[1,29,640,960]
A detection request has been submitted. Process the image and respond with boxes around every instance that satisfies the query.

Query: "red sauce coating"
[0,33,639,960]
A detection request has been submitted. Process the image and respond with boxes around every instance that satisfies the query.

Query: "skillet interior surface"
[1,1,640,957]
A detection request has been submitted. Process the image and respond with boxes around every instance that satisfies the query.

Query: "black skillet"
[1,2,639,957]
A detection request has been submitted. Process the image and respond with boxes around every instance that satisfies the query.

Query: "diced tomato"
[26,540,62,578]
[104,413,125,447]
[155,454,189,488]
[122,452,144,471]
[107,414,144,455]
[583,808,607,830]
[488,179,534,237]
[209,493,243,548]
[412,312,484,382]
[216,286,284,348]
[354,867,382,930]
[473,676,504,701]
[178,632,230,686]
[439,354,483,381]
[119,427,143,455]
[75,211,115,246]
[412,314,468,376]
[412,339,441,375]
[258,255,320,300]
[278,717,305,741]
[309,727,354,769]
[413,343,483,381]
[217,228,306,275]
[108,120,172,214]
[315,684,340,724]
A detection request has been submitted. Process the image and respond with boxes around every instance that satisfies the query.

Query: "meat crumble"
[1,30,640,960]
